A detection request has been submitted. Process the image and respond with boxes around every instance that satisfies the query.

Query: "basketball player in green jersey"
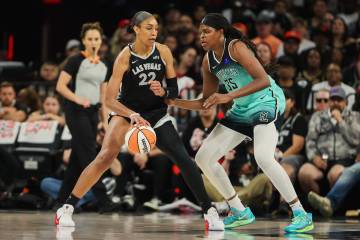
[167,13,314,233]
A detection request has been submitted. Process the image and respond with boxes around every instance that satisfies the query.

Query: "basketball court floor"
[0,211,359,240]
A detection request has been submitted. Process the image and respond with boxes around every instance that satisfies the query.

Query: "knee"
[254,150,272,169]
[194,148,207,169]
[281,163,295,179]
[327,165,344,182]
[298,164,314,181]
[327,170,343,186]
[96,148,118,167]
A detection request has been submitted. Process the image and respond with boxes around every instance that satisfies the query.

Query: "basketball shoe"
[284,210,314,233]
[55,204,75,227]
[204,207,225,231]
[223,207,255,229]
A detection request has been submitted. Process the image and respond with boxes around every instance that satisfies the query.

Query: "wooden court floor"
[0,210,359,240]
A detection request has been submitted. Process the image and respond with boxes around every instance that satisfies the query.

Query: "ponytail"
[201,13,276,75]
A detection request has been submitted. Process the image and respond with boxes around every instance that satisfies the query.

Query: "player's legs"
[55,116,129,227]
[195,124,246,201]
[154,121,212,211]
[71,116,129,199]
[154,121,224,231]
[253,122,313,233]
[195,124,255,229]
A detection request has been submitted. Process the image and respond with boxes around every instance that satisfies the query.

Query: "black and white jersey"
[117,43,167,114]
[63,53,110,107]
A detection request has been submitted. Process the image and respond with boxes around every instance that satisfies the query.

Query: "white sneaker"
[213,201,230,216]
[143,197,162,211]
[204,207,224,231]
[55,204,75,227]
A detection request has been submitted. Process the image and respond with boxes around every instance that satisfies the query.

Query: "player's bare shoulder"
[115,46,131,69]
[155,42,172,61]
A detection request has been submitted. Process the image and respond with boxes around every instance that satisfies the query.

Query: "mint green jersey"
[207,38,285,126]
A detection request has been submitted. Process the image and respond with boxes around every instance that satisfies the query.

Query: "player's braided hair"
[201,13,276,74]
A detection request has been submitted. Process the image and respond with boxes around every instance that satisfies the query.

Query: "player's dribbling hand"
[76,96,91,108]
[148,80,166,97]
[129,113,150,127]
[203,93,232,108]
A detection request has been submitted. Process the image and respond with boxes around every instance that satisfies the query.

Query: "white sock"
[290,200,305,213]
[227,195,246,211]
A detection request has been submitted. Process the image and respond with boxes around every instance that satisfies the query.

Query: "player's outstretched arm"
[169,55,219,110]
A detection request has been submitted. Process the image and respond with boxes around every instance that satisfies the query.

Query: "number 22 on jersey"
[139,71,156,86]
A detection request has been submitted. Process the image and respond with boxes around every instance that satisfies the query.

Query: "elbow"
[262,77,270,88]
[105,96,113,109]
[56,83,62,94]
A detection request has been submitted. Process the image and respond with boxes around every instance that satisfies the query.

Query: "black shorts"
[220,113,284,139]
[108,108,167,127]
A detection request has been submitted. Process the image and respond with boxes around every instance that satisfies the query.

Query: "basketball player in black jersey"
[55,11,224,231]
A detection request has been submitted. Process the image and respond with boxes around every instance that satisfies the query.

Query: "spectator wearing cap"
[65,39,81,57]
[110,18,134,57]
[278,31,302,67]
[59,39,81,70]
[299,86,360,195]
[252,12,282,58]
[232,22,248,37]
[276,30,316,59]
[308,63,356,110]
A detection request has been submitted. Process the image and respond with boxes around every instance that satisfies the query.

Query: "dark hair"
[128,11,154,33]
[0,81,14,90]
[80,22,104,40]
[201,13,275,74]
[283,88,298,115]
[277,56,295,68]
[304,47,322,69]
[330,16,349,46]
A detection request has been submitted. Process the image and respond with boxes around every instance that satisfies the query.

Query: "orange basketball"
[125,125,157,154]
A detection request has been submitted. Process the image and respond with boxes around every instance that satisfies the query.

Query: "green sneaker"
[308,191,333,217]
[223,207,255,229]
[284,210,314,233]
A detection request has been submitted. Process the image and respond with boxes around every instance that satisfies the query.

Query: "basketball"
[125,125,157,154]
